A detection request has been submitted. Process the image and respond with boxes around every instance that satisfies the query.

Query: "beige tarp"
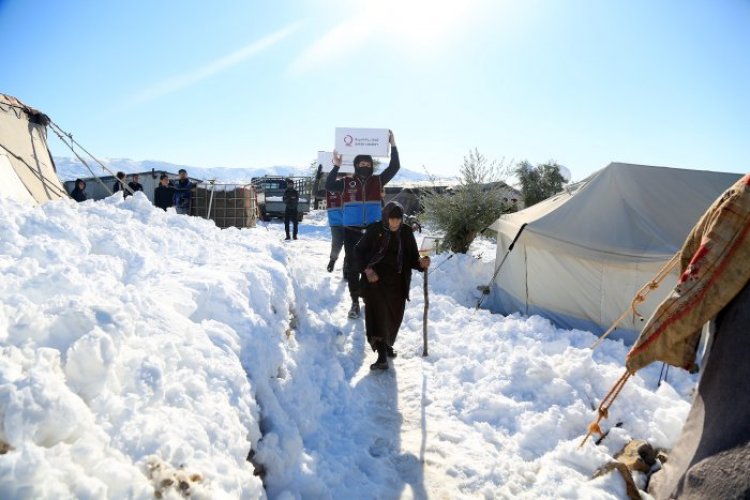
[0,93,68,204]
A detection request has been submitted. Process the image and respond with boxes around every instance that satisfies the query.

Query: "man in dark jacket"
[128,174,144,195]
[70,179,88,202]
[173,169,194,215]
[154,174,174,211]
[282,178,300,240]
[325,129,400,319]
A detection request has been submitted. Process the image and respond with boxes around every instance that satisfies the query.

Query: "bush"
[421,149,515,253]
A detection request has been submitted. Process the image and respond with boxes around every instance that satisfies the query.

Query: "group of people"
[152,169,195,214]
[323,130,430,371]
[69,169,195,215]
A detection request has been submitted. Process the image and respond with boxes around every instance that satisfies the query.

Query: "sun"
[359,0,478,46]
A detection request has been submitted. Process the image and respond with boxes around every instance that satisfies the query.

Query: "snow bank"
[0,195,696,499]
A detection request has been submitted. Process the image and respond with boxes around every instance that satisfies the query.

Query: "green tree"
[514,160,567,207]
[421,149,514,253]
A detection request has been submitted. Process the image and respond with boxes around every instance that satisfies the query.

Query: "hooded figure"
[70,179,87,202]
[355,201,430,370]
[324,130,401,319]
[282,178,300,240]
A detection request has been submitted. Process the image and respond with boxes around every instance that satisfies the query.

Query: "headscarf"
[367,201,405,273]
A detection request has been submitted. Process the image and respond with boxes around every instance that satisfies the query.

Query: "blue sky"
[1,0,748,180]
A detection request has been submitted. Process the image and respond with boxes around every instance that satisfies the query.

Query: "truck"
[251,176,312,222]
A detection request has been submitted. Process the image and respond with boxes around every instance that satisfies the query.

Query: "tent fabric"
[627,173,750,372]
[488,163,741,343]
[647,281,750,500]
[0,93,68,204]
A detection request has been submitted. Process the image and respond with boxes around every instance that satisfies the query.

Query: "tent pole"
[476,223,528,310]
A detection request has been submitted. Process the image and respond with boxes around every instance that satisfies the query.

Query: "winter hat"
[382,201,404,222]
[353,155,374,168]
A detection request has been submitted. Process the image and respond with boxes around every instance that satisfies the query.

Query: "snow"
[0,193,696,498]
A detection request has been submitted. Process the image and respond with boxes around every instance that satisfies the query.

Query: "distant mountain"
[54,157,433,184]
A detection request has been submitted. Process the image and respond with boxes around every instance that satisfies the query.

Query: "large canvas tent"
[0,93,68,204]
[488,162,740,343]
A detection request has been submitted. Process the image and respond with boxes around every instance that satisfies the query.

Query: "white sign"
[317,151,355,173]
[335,128,390,157]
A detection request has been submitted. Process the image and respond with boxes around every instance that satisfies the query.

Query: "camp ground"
[1,90,749,498]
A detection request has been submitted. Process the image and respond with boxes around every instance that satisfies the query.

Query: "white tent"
[0,93,68,204]
[488,163,740,343]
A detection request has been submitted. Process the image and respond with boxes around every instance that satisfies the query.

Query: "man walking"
[325,129,400,319]
[283,178,300,240]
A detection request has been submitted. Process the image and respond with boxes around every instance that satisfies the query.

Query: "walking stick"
[419,237,438,357]
[422,267,429,357]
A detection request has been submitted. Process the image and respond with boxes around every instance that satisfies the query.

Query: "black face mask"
[355,166,373,177]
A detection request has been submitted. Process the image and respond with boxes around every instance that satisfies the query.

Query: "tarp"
[0,93,68,204]
[488,163,740,343]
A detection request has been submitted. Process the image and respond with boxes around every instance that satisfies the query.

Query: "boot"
[293,234,298,240]
[327,259,335,273]
[347,300,360,319]
[370,343,388,370]
[387,346,397,358]
[285,235,291,241]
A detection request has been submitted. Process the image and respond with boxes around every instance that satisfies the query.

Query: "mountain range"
[54,157,434,184]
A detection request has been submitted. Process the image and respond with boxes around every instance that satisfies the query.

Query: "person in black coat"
[112,171,126,195]
[128,174,144,195]
[355,201,430,370]
[70,178,87,202]
[282,178,300,240]
[154,174,174,211]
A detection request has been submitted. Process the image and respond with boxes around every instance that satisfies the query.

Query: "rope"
[590,252,681,350]
[48,120,132,195]
[579,370,632,447]
[0,143,70,199]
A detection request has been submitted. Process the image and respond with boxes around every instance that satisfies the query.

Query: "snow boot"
[285,235,291,241]
[386,346,397,358]
[370,343,388,371]
[327,259,335,272]
[347,301,360,319]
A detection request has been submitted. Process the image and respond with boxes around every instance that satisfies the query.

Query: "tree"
[421,149,514,254]
[514,160,567,207]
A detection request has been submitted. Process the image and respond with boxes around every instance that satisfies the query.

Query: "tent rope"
[0,143,69,199]
[590,252,681,350]
[579,370,632,447]
[48,121,135,195]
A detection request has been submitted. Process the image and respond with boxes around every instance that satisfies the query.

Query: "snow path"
[266,214,695,499]
[278,222,447,498]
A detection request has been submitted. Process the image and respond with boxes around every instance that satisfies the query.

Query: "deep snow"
[0,193,696,499]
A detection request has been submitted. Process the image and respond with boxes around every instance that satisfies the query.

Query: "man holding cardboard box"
[325,129,400,319]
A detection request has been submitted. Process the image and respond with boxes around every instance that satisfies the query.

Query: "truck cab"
[252,176,312,222]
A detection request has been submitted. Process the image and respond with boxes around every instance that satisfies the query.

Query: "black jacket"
[355,221,423,301]
[70,179,87,202]
[283,187,300,212]
[128,181,143,193]
[154,185,174,210]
